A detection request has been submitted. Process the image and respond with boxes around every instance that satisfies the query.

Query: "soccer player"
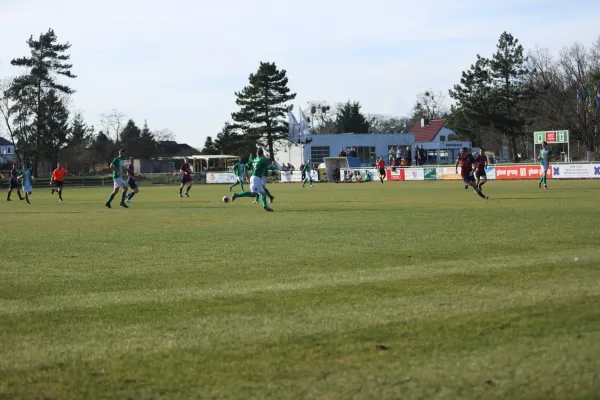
[254,160,277,204]
[301,159,313,187]
[6,163,24,201]
[376,156,386,184]
[231,148,274,212]
[50,163,71,201]
[17,161,33,205]
[474,149,488,189]
[455,147,488,200]
[538,141,552,190]
[179,157,192,197]
[229,160,248,192]
[125,157,139,203]
[105,149,129,209]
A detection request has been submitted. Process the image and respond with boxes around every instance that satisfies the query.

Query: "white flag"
[299,109,311,143]
[288,110,299,142]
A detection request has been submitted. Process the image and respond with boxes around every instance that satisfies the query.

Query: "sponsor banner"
[206,172,237,184]
[552,164,600,179]
[485,166,496,180]
[424,168,437,180]
[404,168,425,181]
[436,167,462,180]
[534,130,568,144]
[495,165,553,180]
[280,170,319,183]
[386,168,405,181]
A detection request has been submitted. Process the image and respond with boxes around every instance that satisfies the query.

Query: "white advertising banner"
[206,172,237,184]
[279,170,320,183]
[404,168,424,181]
[552,164,600,179]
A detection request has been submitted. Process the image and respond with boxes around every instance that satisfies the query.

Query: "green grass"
[1,180,600,399]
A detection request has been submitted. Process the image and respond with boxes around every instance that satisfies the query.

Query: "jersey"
[302,163,311,173]
[127,163,136,182]
[539,149,553,165]
[111,157,123,179]
[19,168,32,187]
[52,167,68,182]
[376,160,386,169]
[475,155,488,172]
[180,163,191,176]
[458,154,475,176]
[251,157,270,178]
[247,156,255,171]
[10,167,18,183]
[233,162,247,178]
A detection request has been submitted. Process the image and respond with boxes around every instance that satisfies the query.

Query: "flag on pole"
[288,110,300,143]
[299,109,311,143]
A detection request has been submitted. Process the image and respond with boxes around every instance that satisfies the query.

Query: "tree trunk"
[509,136,519,162]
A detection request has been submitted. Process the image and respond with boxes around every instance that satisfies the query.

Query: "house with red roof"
[409,119,476,164]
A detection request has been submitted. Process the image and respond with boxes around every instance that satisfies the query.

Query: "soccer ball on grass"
[222,196,230,203]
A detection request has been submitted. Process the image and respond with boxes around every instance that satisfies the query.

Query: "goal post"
[534,130,569,162]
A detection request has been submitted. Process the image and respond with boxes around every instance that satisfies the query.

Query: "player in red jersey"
[455,147,488,200]
[376,156,386,184]
[179,157,193,197]
[125,157,139,203]
[6,163,24,201]
[474,149,488,189]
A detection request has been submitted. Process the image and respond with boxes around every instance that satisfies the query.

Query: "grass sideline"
[1,180,599,399]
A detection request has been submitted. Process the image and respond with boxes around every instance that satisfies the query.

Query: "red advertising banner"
[495,165,553,180]
[386,168,405,181]
[545,131,557,143]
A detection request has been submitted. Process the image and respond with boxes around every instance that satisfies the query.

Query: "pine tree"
[40,89,70,166]
[10,28,76,174]
[335,101,370,133]
[231,62,296,159]
[138,120,157,159]
[119,119,142,155]
[202,136,219,155]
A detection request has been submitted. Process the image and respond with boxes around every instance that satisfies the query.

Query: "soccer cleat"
[179,194,183,198]
[229,187,232,192]
[544,185,548,190]
[484,196,489,200]
[269,196,274,204]
[51,189,54,195]
[252,199,258,204]
[105,202,111,208]
[264,206,274,212]
[465,184,468,189]
[185,192,189,197]
[120,202,128,208]
[125,198,131,203]
[538,182,542,188]
[310,185,313,188]
[231,193,238,202]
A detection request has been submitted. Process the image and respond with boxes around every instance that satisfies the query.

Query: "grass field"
[1,180,600,399]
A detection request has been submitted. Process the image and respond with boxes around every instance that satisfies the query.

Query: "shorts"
[9,180,18,189]
[128,180,138,190]
[250,176,265,194]
[475,171,486,179]
[462,174,475,183]
[22,185,32,194]
[540,164,549,173]
[379,168,385,176]
[236,176,244,183]
[113,178,127,189]
[261,176,267,187]
[54,180,63,188]
[181,175,192,184]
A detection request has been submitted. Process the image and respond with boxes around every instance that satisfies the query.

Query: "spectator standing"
[338,148,347,157]
[388,147,394,163]
[349,147,357,158]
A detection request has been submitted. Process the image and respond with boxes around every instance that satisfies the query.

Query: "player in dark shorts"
[475,149,488,189]
[179,157,193,197]
[376,156,386,184]
[455,147,488,200]
[125,157,139,203]
[6,163,24,201]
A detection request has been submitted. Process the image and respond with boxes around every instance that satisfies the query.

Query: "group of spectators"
[337,147,357,158]
[387,145,426,167]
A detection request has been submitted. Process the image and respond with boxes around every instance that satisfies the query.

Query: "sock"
[128,192,136,200]
[7,191,11,200]
[479,180,486,187]
[260,194,268,207]
[107,192,116,204]
[542,175,547,185]
[179,187,183,195]
[229,182,238,189]
[58,191,63,200]
[237,191,254,198]
[240,181,245,191]
[538,176,543,184]
[264,187,273,199]
[18,191,23,200]
[121,191,127,203]
[186,185,192,193]
[475,188,486,198]
[255,194,259,201]
[25,193,29,203]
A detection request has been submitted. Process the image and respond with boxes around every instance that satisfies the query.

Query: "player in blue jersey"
[538,141,552,190]
[17,161,33,205]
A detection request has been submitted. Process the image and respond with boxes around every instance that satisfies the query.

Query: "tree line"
[0,28,176,176]
[209,32,600,162]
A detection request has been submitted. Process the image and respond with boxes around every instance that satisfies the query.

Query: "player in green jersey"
[17,161,33,205]
[537,141,552,190]
[105,149,129,208]
[302,159,313,187]
[231,148,274,212]
[254,160,277,204]
[229,160,248,192]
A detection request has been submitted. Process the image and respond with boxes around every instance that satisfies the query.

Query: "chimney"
[421,118,425,128]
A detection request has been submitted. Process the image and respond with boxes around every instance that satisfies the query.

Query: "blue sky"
[1,0,599,149]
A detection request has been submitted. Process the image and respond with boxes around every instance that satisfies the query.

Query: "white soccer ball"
[222,195,230,203]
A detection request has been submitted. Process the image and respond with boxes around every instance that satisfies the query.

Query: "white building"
[274,133,415,168]
[0,137,17,165]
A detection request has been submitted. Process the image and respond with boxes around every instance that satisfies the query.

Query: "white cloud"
[1,0,599,148]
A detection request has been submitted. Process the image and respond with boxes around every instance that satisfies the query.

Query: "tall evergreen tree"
[138,120,157,159]
[119,119,142,155]
[69,112,93,147]
[9,28,76,173]
[335,101,370,133]
[231,62,296,159]
[40,89,70,165]
[202,136,219,155]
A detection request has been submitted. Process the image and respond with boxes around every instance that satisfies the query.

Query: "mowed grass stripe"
[1,181,600,399]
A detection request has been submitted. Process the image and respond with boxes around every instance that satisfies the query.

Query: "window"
[7,146,13,154]
[310,146,329,163]
[439,136,446,142]
[355,146,376,163]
